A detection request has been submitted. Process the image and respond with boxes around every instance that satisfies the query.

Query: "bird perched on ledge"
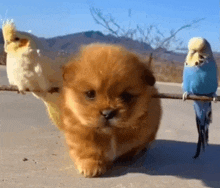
[182,37,218,158]
[2,20,70,128]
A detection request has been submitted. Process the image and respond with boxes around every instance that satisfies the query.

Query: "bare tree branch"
[1,85,219,102]
[89,7,205,51]
[158,18,205,49]
[0,85,60,93]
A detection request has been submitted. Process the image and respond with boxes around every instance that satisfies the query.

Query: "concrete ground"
[1,65,220,188]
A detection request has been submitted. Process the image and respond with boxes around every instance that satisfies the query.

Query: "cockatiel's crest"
[2,20,16,42]
[185,37,213,67]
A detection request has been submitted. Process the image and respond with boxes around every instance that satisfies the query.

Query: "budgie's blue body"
[183,60,218,95]
[182,37,218,158]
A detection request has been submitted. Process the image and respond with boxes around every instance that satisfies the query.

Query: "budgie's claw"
[182,92,188,101]
[213,97,217,103]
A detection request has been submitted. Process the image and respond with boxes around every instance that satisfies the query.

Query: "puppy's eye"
[14,37,20,41]
[85,90,96,100]
[120,92,134,103]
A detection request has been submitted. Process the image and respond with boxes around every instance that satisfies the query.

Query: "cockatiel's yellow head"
[2,20,39,56]
[185,37,213,67]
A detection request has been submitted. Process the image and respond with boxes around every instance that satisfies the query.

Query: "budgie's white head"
[185,37,213,67]
[2,20,46,56]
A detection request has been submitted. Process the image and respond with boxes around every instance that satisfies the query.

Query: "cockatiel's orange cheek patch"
[19,39,29,48]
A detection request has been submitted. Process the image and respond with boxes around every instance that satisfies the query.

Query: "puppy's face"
[62,44,155,131]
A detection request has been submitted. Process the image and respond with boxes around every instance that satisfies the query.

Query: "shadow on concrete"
[104,139,220,187]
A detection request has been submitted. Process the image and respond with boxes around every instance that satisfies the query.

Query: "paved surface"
[1,65,220,188]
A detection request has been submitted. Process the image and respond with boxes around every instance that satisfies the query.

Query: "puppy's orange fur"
[60,43,161,177]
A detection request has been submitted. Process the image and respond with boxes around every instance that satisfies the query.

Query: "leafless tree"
[90,7,204,52]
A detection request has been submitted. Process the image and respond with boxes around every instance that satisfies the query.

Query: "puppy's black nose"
[101,109,117,120]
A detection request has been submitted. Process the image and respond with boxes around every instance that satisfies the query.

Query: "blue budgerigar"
[182,37,218,158]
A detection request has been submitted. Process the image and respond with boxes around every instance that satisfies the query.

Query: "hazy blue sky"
[0,0,219,51]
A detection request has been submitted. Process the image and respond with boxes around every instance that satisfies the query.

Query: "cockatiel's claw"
[17,90,26,95]
[182,92,188,101]
[48,87,60,94]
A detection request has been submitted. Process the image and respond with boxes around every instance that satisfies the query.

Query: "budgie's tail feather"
[193,101,212,158]
[193,122,207,159]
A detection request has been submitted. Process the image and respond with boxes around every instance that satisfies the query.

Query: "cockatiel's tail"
[182,37,218,158]
[2,20,69,129]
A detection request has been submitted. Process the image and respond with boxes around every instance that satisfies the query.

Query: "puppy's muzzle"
[100,109,117,120]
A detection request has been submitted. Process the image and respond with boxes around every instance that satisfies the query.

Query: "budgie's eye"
[195,62,199,66]
[199,60,204,64]
[199,55,204,59]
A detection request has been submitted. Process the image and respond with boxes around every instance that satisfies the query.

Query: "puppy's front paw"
[76,159,108,178]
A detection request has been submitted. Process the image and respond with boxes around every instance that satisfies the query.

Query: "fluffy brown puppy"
[60,43,161,177]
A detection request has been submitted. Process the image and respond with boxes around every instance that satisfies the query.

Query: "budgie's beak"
[185,37,211,67]
[186,51,205,66]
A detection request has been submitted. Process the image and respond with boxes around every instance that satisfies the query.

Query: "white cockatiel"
[2,20,71,128]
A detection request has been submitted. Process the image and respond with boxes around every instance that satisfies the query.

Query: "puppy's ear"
[147,53,153,68]
[140,54,155,86]
[62,62,76,83]
[142,67,156,86]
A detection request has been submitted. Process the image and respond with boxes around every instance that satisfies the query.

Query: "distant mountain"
[0,28,4,44]
[0,29,219,65]
[0,29,153,59]
[46,30,153,54]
